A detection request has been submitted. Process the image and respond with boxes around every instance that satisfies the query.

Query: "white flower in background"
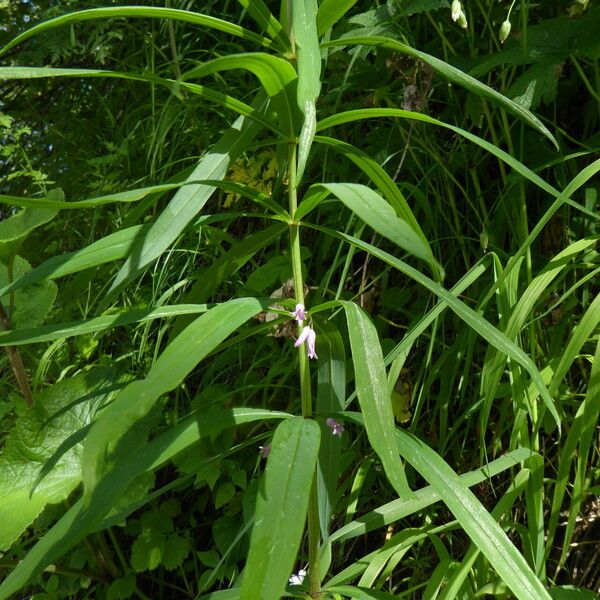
[288,568,307,586]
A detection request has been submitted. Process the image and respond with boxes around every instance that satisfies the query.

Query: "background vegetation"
[0,1,598,599]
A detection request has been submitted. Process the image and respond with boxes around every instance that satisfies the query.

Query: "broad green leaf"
[109,94,267,296]
[0,7,278,56]
[325,586,401,600]
[183,54,298,136]
[0,256,56,328]
[82,298,264,493]
[0,225,147,301]
[317,182,439,276]
[0,67,281,135]
[0,368,118,551]
[0,205,56,261]
[549,586,600,600]
[0,408,289,599]
[311,226,559,429]
[292,0,321,182]
[322,36,558,148]
[326,447,534,545]
[241,417,320,600]
[316,0,359,36]
[0,304,209,347]
[341,301,412,498]
[236,0,290,51]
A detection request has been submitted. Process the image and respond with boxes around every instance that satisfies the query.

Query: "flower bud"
[499,19,511,43]
[457,10,468,28]
[451,0,462,21]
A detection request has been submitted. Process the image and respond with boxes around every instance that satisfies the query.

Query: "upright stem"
[287,142,321,597]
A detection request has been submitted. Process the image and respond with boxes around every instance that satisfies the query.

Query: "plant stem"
[0,299,34,407]
[288,142,321,597]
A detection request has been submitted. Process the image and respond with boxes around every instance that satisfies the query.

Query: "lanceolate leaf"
[183,54,298,136]
[292,0,321,182]
[0,67,281,134]
[341,301,412,498]
[316,0,359,36]
[82,297,264,494]
[322,36,558,148]
[109,94,267,295]
[241,417,320,599]
[0,225,147,301]
[0,6,278,57]
[315,183,439,275]
[236,0,290,51]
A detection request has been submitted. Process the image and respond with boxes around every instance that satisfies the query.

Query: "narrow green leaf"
[0,67,281,134]
[0,7,278,56]
[318,182,439,276]
[0,225,147,301]
[327,447,535,545]
[316,0,359,36]
[292,0,321,182]
[82,298,264,494]
[241,417,320,600]
[313,136,432,255]
[109,94,267,295]
[316,327,346,538]
[183,54,298,136]
[0,304,210,347]
[236,0,290,51]
[392,428,551,600]
[310,226,559,430]
[322,36,558,148]
[341,301,412,498]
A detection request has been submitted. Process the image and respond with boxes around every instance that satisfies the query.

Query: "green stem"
[288,142,321,597]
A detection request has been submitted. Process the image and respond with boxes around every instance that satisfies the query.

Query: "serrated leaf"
[0,256,56,328]
[131,529,165,572]
[162,534,190,571]
[0,367,118,551]
[107,575,136,600]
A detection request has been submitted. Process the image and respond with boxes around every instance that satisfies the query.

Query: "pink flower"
[259,444,271,458]
[294,325,318,359]
[290,303,307,323]
[326,418,344,437]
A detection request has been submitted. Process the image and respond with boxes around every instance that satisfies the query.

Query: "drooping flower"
[258,444,271,458]
[451,0,461,21]
[289,568,307,586]
[326,418,344,437]
[290,303,307,323]
[294,325,318,359]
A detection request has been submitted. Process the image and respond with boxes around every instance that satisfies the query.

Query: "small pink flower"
[259,444,271,458]
[290,303,307,323]
[326,418,344,437]
[294,325,318,359]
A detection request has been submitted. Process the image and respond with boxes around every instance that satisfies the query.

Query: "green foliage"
[0,1,598,599]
